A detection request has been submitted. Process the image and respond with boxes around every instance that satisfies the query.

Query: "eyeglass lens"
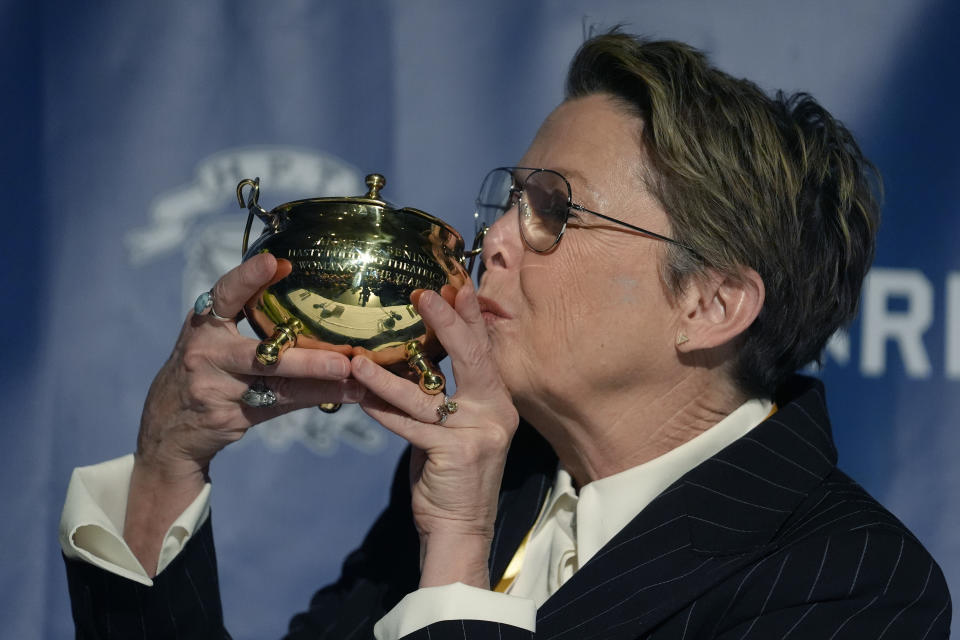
[475,168,571,253]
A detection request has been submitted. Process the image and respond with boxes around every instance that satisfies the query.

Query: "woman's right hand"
[125,252,363,574]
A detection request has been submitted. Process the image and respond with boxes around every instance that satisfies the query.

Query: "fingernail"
[256,251,276,275]
[331,358,350,378]
[421,290,439,310]
[353,356,371,375]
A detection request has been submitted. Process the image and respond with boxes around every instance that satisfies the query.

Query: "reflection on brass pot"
[236,174,469,395]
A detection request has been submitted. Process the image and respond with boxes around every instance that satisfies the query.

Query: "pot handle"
[236,177,274,256]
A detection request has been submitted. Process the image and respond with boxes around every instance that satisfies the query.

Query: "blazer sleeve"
[64,448,422,640]
[64,515,229,640]
[710,526,952,639]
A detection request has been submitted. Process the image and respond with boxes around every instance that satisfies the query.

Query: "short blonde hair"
[566,32,881,396]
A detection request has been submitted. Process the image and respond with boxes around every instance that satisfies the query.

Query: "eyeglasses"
[467,166,701,272]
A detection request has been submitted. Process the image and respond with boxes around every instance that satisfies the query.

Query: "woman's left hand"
[350,279,519,590]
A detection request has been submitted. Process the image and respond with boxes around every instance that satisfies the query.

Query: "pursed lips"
[477,295,512,320]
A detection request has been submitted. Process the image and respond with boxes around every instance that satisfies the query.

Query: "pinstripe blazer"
[65,376,952,638]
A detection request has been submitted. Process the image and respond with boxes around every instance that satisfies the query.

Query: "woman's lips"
[477,296,511,320]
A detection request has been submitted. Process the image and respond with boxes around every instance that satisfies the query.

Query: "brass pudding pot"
[237,174,470,398]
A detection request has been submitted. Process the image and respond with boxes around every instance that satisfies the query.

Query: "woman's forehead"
[520,95,647,204]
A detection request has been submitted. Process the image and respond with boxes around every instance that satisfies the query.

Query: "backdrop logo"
[125,146,387,456]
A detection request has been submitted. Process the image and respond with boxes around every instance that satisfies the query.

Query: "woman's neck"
[517,368,748,489]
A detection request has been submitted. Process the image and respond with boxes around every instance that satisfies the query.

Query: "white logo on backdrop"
[125,146,388,455]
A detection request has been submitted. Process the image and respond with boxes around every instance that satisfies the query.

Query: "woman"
[62,33,951,638]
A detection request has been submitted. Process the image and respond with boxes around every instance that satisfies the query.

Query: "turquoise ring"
[193,290,233,322]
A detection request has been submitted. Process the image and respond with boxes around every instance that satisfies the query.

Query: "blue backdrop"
[2,1,957,637]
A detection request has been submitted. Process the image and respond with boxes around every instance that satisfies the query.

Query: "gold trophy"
[236,174,472,405]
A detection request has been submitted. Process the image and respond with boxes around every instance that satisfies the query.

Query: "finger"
[352,355,440,423]
[210,334,353,380]
[358,390,440,449]
[209,253,283,320]
[440,284,458,307]
[191,376,363,435]
[410,288,425,308]
[411,284,458,312]
[452,278,486,340]
[243,377,366,415]
[267,258,293,285]
[351,345,421,382]
[416,288,501,391]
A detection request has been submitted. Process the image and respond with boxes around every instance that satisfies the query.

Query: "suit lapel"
[532,376,838,640]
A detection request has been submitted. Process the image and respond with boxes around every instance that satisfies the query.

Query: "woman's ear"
[675,267,764,352]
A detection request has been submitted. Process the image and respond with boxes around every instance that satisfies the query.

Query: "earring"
[676,333,689,346]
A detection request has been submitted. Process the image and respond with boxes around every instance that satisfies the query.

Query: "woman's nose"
[480,206,523,273]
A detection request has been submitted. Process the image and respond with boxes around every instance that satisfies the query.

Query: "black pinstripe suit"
[65,376,952,638]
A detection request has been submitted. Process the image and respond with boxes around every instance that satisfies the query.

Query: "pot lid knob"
[365,173,386,199]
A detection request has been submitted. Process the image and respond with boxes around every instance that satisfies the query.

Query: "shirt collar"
[549,397,774,567]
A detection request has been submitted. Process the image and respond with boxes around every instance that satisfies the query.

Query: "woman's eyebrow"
[554,167,600,204]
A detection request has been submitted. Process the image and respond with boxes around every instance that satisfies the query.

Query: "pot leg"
[404,341,445,395]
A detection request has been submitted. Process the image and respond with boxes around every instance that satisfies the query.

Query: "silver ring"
[241,379,277,408]
[193,290,233,322]
[434,395,459,425]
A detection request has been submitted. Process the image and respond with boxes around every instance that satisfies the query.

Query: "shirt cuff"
[58,453,211,586]
[373,582,536,639]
